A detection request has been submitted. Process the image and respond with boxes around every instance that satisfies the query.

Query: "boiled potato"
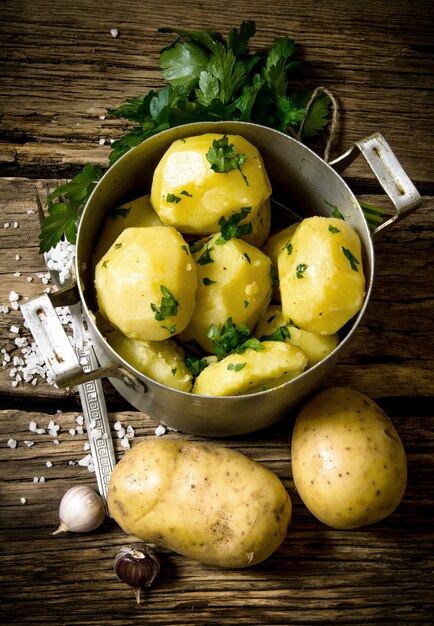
[279,217,365,334]
[180,233,273,353]
[291,387,407,529]
[95,226,197,341]
[107,329,193,392]
[262,222,300,269]
[150,133,272,234]
[193,341,307,396]
[241,198,271,248]
[108,439,292,568]
[254,304,338,367]
[93,194,162,263]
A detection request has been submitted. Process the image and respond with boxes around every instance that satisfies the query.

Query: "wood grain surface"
[1,0,433,624]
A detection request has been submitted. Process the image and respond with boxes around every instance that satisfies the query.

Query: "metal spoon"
[36,188,116,513]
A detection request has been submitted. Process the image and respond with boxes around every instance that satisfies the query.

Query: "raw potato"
[108,439,292,568]
[95,226,197,341]
[107,329,193,392]
[93,194,162,263]
[150,133,272,234]
[279,216,365,334]
[193,341,308,396]
[254,304,338,367]
[180,233,273,353]
[291,387,407,529]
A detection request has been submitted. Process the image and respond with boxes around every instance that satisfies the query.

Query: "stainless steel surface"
[330,132,422,234]
[21,122,422,437]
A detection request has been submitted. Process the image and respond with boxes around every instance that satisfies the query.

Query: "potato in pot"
[193,340,307,396]
[180,233,273,353]
[254,304,338,368]
[93,194,163,263]
[108,439,292,568]
[95,225,197,341]
[150,133,272,234]
[279,216,365,335]
[107,329,193,392]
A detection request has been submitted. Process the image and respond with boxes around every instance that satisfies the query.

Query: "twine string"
[296,86,339,162]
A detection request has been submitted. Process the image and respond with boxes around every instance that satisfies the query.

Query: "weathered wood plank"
[1,408,433,625]
[1,0,433,182]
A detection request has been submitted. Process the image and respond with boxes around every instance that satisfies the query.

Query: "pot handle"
[329,132,422,235]
[20,290,142,390]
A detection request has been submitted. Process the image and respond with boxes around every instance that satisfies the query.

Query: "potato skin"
[291,387,407,529]
[108,439,292,568]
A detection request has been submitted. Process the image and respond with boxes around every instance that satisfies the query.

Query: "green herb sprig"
[39,21,333,253]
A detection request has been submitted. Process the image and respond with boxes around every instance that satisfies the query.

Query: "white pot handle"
[330,132,422,235]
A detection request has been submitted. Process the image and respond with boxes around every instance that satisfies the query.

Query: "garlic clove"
[53,485,106,535]
[114,544,161,604]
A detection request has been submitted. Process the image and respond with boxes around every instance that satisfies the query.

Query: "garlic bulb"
[114,544,161,604]
[53,485,106,535]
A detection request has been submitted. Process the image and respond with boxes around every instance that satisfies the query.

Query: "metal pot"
[22,122,421,436]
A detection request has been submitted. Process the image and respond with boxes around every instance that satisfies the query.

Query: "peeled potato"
[93,194,163,263]
[95,226,197,341]
[180,233,273,353]
[150,133,272,234]
[291,387,407,529]
[254,304,338,367]
[107,329,193,392]
[279,216,365,334]
[262,222,300,269]
[241,198,271,248]
[193,341,307,396]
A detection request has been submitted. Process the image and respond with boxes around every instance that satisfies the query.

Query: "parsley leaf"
[150,285,179,321]
[259,325,291,342]
[207,317,264,360]
[39,164,103,253]
[206,135,247,175]
[184,354,209,376]
[216,206,252,243]
[341,247,361,272]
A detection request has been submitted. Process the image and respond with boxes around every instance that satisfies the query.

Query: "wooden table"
[1,1,433,624]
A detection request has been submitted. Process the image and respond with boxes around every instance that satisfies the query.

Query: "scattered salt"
[110,28,119,37]
[76,415,84,426]
[45,461,53,468]
[20,497,27,504]
[120,438,130,449]
[154,424,166,437]
[23,440,34,447]
[7,438,17,448]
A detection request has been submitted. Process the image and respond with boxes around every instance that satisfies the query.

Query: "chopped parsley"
[341,247,361,271]
[296,263,308,278]
[260,325,290,342]
[227,362,247,372]
[207,317,263,360]
[150,285,179,320]
[216,207,252,243]
[206,135,248,185]
[285,241,293,255]
[184,354,209,376]
[114,242,123,249]
[166,193,182,203]
[181,190,193,197]
[203,277,217,286]
[108,205,131,221]
[328,224,340,234]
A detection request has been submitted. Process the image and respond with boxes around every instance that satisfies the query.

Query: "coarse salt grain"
[7,438,17,448]
[154,424,166,437]
[110,28,119,37]
[24,440,34,447]
[20,497,27,504]
[46,461,53,468]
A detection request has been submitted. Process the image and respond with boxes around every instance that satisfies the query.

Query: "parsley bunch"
[39,21,332,253]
